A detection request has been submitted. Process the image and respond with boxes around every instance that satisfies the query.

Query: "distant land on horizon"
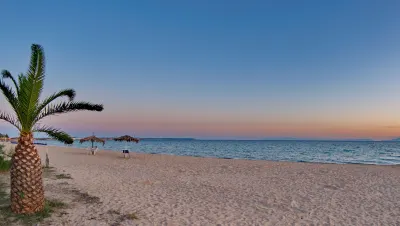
[29,137,400,142]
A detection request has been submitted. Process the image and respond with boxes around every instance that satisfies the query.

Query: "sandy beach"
[1,143,400,225]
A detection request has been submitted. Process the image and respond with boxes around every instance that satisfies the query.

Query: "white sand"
[2,143,400,225]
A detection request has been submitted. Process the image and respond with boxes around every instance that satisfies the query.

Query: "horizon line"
[28,137,400,142]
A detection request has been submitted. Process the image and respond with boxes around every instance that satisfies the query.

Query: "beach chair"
[122,149,130,158]
[86,147,92,155]
[121,144,130,158]
[92,147,98,155]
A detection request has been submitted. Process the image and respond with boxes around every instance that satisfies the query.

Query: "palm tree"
[0,44,104,214]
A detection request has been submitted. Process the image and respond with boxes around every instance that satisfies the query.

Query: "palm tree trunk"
[10,133,45,214]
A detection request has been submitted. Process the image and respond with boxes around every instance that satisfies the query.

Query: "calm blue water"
[43,140,400,165]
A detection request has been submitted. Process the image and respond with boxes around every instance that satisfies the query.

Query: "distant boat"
[10,140,47,145]
[34,142,47,146]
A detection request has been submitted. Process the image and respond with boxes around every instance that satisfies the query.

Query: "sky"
[1,0,400,140]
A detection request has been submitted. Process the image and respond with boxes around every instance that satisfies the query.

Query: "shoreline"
[2,141,400,166]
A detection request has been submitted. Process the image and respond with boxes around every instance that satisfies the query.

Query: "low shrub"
[0,145,11,172]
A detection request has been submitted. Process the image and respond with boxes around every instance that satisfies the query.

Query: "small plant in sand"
[0,146,15,161]
[0,44,104,214]
[0,156,11,172]
[124,212,139,220]
[0,145,11,172]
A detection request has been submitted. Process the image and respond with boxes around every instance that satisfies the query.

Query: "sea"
[42,139,400,165]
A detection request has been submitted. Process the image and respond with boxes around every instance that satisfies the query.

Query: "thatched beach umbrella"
[79,135,105,148]
[114,135,139,158]
[114,135,140,143]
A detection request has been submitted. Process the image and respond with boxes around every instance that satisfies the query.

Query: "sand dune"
[2,143,400,225]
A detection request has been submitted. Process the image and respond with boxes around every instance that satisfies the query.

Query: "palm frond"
[1,70,19,94]
[0,80,21,121]
[18,44,46,131]
[34,89,76,119]
[0,111,21,130]
[33,125,73,144]
[26,44,44,80]
[35,101,103,123]
[17,73,24,87]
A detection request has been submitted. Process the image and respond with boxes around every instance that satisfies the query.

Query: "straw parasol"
[80,135,105,148]
[114,135,140,143]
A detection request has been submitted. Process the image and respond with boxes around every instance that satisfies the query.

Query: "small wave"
[343,149,354,152]
[378,157,400,164]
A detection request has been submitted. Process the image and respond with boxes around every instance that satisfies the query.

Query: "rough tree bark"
[10,133,45,214]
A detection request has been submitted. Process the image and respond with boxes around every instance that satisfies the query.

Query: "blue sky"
[1,0,400,139]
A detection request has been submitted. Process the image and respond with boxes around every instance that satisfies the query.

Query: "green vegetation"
[0,199,67,225]
[0,159,11,172]
[46,199,67,208]
[124,212,139,220]
[0,145,11,172]
[0,133,8,138]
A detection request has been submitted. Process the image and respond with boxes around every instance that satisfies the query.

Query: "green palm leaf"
[1,70,19,94]
[33,125,73,144]
[35,101,103,123]
[18,44,45,131]
[0,80,21,120]
[34,89,76,119]
[0,111,20,130]
[17,73,24,89]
